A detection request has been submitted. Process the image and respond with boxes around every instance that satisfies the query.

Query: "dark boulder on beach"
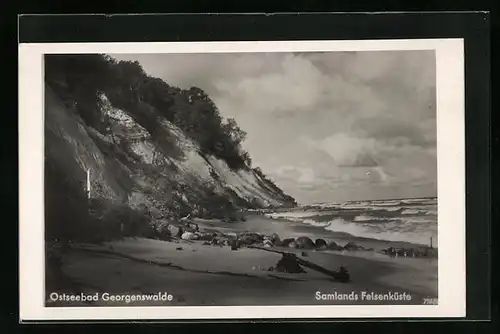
[327,240,343,251]
[263,239,273,248]
[237,236,254,246]
[281,238,295,247]
[237,232,263,245]
[183,222,199,233]
[343,242,364,251]
[241,232,263,239]
[274,240,283,247]
[270,233,281,243]
[222,215,238,223]
[196,232,215,241]
[315,238,328,250]
[151,220,172,240]
[295,236,315,249]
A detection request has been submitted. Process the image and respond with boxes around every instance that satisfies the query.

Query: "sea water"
[265,197,438,246]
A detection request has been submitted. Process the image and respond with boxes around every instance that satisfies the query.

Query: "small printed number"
[423,298,438,305]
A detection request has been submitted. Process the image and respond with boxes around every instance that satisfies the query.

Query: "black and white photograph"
[19,39,467,320]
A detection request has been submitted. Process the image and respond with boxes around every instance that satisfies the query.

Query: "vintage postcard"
[19,39,465,321]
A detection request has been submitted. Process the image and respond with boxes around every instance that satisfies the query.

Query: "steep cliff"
[44,54,296,242]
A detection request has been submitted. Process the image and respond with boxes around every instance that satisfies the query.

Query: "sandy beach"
[45,213,438,307]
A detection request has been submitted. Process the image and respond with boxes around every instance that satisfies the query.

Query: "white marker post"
[86,168,91,200]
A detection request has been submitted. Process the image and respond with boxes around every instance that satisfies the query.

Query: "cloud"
[273,166,316,184]
[109,50,437,203]
[371,166,393,183]
[347,153,379,167]
[300,133,378,167]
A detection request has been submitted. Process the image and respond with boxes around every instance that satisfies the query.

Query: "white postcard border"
[18,39,465,321]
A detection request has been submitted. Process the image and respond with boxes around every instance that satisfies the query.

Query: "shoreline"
[196,212,437,252]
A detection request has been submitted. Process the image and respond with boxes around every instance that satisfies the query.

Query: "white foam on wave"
[370,200,402,207]
[279,213,438,245]
[339,204,403,212]
[384,207,402,212]
[401,208,437,216]
[265,210,331,220]
[401,198,437,205]
[268,198,438,245]
[391,216,438,226]
[402,209,424,215]
[310,202,341,209]
[322,218,437,246]
[301,218,330,227]
[354,215,387,222]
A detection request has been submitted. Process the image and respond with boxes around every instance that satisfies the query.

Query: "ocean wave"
[401,198,436,204]
[338,203,436,215]
[370,200,403,207]
[322,218,436,246]
[342,206,405,216]
[310,202,341,209]
[401,209,426,215]
[265,210,333,220]
[354,215,388,222]
[401,208,437,216]
[269,198,438,245]
[384,207,403,212]
[301,218,330,227]
[345,198,436,208]
[281,214,437,245]
[391,217,438,225]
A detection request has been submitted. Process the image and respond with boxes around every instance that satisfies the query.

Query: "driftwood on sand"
[248,246,350,283]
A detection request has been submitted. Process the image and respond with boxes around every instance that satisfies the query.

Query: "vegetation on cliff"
[45,54,251,169]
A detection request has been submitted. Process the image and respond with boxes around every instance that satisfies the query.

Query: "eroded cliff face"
[45,83,296,241]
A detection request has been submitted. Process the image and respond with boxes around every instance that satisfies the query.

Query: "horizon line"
[301,195,437,206]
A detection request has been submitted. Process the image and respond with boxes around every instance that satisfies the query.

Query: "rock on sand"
[315,239,328,250]
[181,232,195,240]
[295,236,315,249]
[281,238,295,247]
[327,240,343,251]
[167,224,183,238]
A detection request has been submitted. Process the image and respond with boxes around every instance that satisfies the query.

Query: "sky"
[110,51,437,204]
